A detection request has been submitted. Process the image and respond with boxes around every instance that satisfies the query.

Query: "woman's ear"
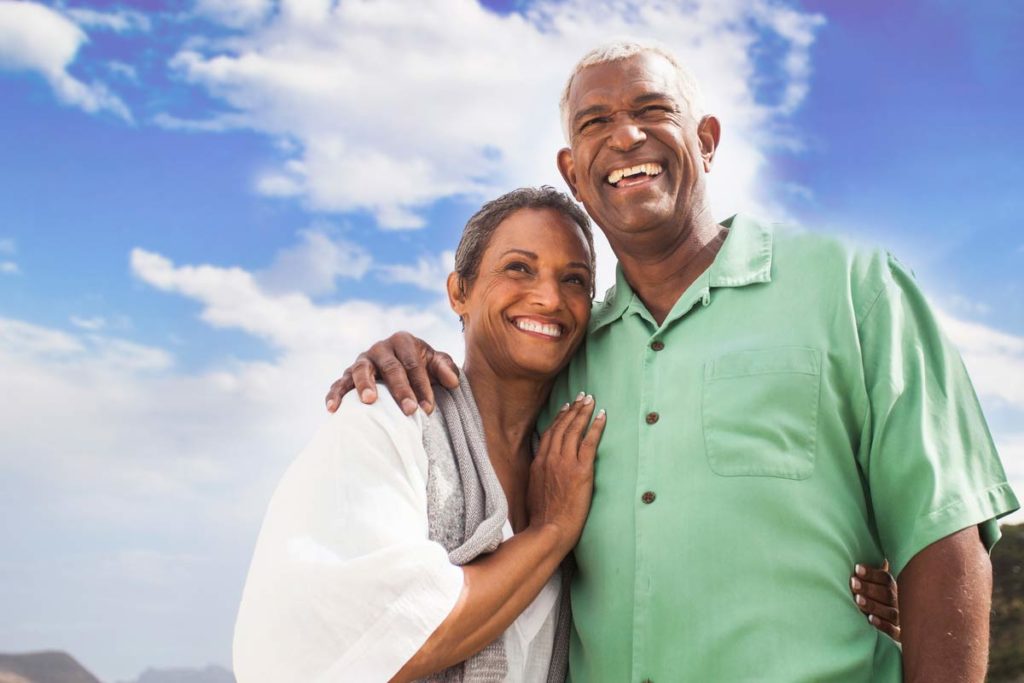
[447,271,467,321]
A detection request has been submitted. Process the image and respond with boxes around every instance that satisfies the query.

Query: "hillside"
[0,652,101,683]
[991,522,1024,682]
[121,666,235,683]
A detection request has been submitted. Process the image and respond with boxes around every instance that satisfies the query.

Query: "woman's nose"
[529,276,563,310]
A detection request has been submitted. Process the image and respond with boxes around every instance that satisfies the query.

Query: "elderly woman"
[233,187,897,682]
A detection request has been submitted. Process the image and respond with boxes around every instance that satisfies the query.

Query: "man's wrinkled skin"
[325,52,992,681]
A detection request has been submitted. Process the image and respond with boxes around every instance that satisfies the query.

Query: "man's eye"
[639,105,669,117]
[579,117,608,132]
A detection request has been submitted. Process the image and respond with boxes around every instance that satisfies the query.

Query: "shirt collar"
[589,213,774,333]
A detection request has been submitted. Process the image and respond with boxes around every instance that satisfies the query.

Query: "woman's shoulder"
[325,385,430,438]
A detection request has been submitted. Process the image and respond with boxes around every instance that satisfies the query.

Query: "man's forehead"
[568,53,681,110]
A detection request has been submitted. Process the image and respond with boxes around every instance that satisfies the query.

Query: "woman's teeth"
[514,318,562,338]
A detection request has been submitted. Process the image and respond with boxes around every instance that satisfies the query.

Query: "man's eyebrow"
[633,92,675,105]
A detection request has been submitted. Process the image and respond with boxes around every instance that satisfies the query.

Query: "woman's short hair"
[453,186,596,297]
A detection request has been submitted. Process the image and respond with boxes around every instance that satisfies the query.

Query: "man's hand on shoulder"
[324,332,460,416]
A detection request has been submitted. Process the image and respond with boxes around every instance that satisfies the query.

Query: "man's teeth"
[607,162,663,185]
[514,319,562,338]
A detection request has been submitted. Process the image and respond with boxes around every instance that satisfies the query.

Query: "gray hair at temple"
[559,40,706,142]
[453,186,596,297]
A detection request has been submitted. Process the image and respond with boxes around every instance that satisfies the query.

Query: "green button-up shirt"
[547,214,1019,682]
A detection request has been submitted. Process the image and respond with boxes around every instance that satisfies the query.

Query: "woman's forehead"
[485,208,590,261]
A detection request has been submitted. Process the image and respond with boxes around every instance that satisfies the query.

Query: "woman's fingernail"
[583,394,594,405]
[560,402,571,412]
[856,595,866,606]
[851,577,861,591]
[597,409,606,418]
[575,391,585,402]
[856,564,866,577]
[868,615,878,625]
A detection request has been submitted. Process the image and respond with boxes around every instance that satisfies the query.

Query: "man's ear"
[446,271,466,319]
[697,115,721,172]
[557,147,581,201]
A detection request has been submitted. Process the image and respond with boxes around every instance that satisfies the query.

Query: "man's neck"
[612,214,728,326]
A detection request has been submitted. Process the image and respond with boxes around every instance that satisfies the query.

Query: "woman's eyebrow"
[499,248,539,259]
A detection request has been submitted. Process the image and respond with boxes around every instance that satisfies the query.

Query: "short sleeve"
[232,392,465,682]
[856,252,1019,576]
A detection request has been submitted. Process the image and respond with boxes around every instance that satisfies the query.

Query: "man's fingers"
[372,355,419,415]
[350,356,379,405]
[390,334,436,413]
[324,373,354,413]
[429,351,461,390]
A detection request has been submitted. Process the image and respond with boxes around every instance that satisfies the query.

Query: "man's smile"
[605,162,664,188]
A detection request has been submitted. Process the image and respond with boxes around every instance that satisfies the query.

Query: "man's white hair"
[559,40,706,142]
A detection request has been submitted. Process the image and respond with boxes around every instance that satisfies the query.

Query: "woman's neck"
[462,357,553,459]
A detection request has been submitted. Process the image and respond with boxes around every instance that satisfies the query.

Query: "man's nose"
[608,114,646,151]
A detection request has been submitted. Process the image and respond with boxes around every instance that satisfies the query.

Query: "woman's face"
[450,207,593,381]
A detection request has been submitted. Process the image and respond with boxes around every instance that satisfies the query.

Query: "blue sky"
[1,1,1021,680]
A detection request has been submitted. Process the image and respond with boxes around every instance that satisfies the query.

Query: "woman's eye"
[564,274,589,287]
[505,261,530,273]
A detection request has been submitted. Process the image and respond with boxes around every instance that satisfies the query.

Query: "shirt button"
[642,491,656,504]
[645,412,659,424]
[650,340,664,351]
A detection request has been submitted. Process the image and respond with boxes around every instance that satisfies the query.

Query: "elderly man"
[326,42,1018,681]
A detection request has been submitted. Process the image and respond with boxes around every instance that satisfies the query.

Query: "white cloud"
[1,240,463,678]
[378,250,455,294]
[1,260,18,274]
[0,0,131,120]
[936,308,1024,410]
[255,228,372,296]
[71,315,106,331]
[63,6,151,33]
[164,0,824,228]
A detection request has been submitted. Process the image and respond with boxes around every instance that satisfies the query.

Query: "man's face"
[557,53,719,243]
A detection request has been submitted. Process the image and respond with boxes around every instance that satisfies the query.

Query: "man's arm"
[898,525,992,683]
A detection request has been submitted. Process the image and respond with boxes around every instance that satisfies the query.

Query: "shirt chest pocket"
[701,347,822,480]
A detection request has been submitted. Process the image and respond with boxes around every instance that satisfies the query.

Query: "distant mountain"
[991,522,1024,682]
[119,666,235,683]
[0,651,101,683]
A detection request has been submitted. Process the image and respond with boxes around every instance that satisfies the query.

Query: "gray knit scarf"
[418,377,571,683]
